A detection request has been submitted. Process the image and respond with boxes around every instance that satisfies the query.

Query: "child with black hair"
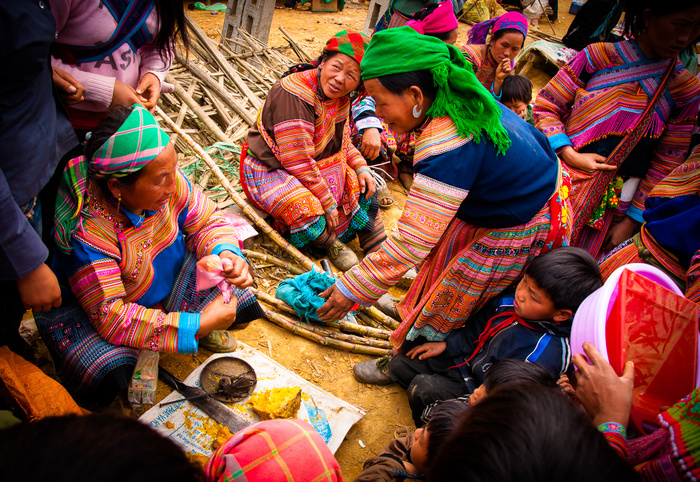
[389,247,603,426]
[500,74,535,125]
[354,400,468,482]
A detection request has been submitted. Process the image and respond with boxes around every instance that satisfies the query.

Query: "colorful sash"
[569,56,677,248]
[52,0,155,65]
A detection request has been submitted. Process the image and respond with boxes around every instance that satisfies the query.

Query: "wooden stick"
[279,26,314,63]
[251,288,391,339]
[170,82,196,144]
[355,310,383,330]
[167,75,229,143]
[359,306,400,331]
[536,0,557,35]
[155,106,319,273]
[261,306,391,356]
[185,14,262,110]
[175,51,256,125]
[242,250,305,275]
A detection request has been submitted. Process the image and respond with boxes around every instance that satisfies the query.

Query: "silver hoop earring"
[412,105,422,118]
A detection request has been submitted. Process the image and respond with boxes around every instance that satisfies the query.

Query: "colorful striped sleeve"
[336,173,468,305]
[632,75,700,213]
[179,172,241,259]
[273,117,336,211]
[68,256,198,353]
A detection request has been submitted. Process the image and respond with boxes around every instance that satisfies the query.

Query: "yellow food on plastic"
[250,387,302,420]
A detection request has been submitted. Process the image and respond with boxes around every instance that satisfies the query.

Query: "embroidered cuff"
[626,205,645,225]
[335,277,375,307]
[176,313,200,353]
[597,422,626,438]
[212,243,244,259]
[549,133,573,151]
[356,166,371,175]
[356,117,383,133]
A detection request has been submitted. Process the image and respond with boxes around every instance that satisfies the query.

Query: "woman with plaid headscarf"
[240,30,384,271]
[34,105,263,403]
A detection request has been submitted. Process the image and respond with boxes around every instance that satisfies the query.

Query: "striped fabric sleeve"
[273,118,336,211]
[599,422,628,460]
[336,173,468,305]
[344,122,369,173]
[181,173,241,259]
[69,258,198,353]
[533,48,597,151]
[632,98,700,212]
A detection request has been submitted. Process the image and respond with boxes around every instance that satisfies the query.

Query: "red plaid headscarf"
[325,30,369,66]
[204,419,343,482]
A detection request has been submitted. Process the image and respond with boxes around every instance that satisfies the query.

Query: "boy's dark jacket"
[445,290,572,393]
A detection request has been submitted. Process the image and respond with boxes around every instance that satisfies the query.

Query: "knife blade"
[158,366,249,433]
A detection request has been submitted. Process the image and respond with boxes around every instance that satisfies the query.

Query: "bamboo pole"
[185,14,262,110]
[242,250,305,275]
[250,288,391,340]
[359,306,400,331]
[355,310,383,330]
[175,51,256,126]
[261,306,391,356]
[170,82,196,144]
[167,75,229,143]
[279,26,314,63]
[155,106,320,273]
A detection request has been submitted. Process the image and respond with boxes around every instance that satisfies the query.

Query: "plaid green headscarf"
[325,30,369,66]
[360,27,511,154]
[54,104,170,253]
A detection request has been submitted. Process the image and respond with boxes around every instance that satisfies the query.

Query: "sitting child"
[500,74,535,125]
[389,247,603,425]
[354,400,468,482]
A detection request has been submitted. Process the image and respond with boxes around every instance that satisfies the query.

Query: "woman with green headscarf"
[316,27,571,383]
[34,105,263,403]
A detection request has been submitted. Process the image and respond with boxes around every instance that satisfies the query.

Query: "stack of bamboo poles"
[155,100,402,357]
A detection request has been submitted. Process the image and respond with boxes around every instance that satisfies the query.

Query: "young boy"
[500,74,535,125]
[355,360,558,481]
[389,247,603,426]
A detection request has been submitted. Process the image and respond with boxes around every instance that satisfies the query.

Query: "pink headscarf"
[405,1,459,36]
[467,11,528,44]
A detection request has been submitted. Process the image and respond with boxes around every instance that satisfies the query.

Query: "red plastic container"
[605,269,699,434]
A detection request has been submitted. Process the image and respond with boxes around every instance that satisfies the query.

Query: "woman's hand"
[111,80,145,108]
[406,342,447,360]
[572,342,635,427]
[360,128,382,161]
[198,293,239,335]
[560,147,615,173]
[325,208,339,234]
[493,58,512,95]
[52,67,85,104]
[316,284,355,321]
[602,217,639,254]
[357,171,377,199]
[17,263,62,312]
[136,73,162,110]
[219,250,254,288]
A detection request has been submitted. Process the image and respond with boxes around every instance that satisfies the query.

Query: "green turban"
[361,27,510,154]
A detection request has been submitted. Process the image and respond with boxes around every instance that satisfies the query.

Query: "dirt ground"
[22,3,574,479]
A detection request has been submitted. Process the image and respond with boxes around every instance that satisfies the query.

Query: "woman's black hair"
[424,400,469,462]
[376,69,438,101]
[491,27,526,48]
[425,384,641,482]
[500,74,533,105]
[153,0,190,58]
[0,414,204,482]
[482,359,557,393]
[282,49,339,78]
[410,3,457,42]
[623,0,700,54]
[85,105,143,187]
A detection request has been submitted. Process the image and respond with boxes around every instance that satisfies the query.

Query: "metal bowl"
[199,357,257,403]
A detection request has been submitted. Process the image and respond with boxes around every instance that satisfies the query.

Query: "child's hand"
[557,374,575,397]
[136,72,162,110]
[572,342,634,428]
[52,67,85,104]
[406,342,447,360]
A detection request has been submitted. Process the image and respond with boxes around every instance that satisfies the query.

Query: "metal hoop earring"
[116,194,122,213]
[412,105,422,118]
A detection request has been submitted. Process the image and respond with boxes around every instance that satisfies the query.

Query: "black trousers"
[389,353,469,427]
